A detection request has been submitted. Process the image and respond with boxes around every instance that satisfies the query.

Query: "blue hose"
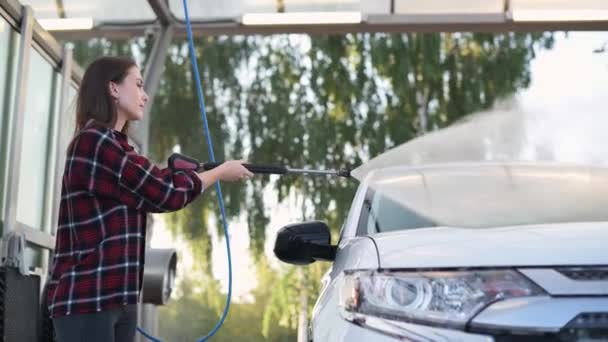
[138,0,233,341]
[137,327,163,342]
[183,0,234,339]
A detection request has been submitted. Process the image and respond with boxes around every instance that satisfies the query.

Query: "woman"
[47,56,252,342]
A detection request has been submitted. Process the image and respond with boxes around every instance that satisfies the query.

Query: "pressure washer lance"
[168,153,352,178]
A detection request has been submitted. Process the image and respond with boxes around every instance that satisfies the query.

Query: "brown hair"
[75,56,137,135]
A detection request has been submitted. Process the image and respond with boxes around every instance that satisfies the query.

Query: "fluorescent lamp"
[395,0,504,15]
[38,18,94,31]
[513,10,608,22]
[367,13,505,24]
[242,12,362,26]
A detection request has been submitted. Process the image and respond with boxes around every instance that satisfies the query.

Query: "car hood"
[372,222,608,269]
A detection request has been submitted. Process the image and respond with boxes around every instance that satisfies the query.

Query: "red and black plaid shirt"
[47,120,203,317]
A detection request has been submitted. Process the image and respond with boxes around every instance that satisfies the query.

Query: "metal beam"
[55,0,66,19]
[15,223,56,250]
[2,5,34,238]
[147,0,174,26]
[47,44,73,237]
[71,61,83,83]
[0,0,21,24]
[175,18,608,34]
[32,19,63,65]
[48,18,608,41]
[0,2,18,226]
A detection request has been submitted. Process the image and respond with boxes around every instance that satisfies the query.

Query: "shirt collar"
[84,119,133,151]
[112,129,128,143]
[111,128,133,151]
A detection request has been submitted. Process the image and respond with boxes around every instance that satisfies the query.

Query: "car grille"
[557,268,608,281]
[566,313,608,330]
[493,329,608,342]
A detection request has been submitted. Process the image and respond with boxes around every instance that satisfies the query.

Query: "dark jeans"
[52,305,137,342]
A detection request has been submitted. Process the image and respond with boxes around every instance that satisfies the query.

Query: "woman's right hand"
[215,160,254,182]
[197,160,253,189]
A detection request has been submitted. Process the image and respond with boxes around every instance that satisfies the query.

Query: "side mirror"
[273,221,336,265]
[142,248,177,305]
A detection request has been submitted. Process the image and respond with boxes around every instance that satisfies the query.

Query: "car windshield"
[362,163,608,233]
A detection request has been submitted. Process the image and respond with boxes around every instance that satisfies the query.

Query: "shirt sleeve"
[69,128,203,213]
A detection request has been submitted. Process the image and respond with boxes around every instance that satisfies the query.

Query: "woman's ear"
[108,81,119,100]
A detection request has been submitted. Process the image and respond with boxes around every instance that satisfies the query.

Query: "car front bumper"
[313,313,494,341]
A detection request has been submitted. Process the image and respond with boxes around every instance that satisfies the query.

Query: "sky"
[150,31,608,300]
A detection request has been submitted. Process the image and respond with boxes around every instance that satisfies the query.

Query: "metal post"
[297,192,309,342]
[141,304,159,338]
[48,44,73,237]
[132,3,176,336]
[131,25,174,155]
[297,267,309,342]
[39,44,73,288]
[2,5,34,238]
[504,0,513,21]
[135,27,174,342]
[0,7,16,228]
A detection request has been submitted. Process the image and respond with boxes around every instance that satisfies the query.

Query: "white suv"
[274,163,608,341]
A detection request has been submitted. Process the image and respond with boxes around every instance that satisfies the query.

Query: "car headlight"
[340,270,545,329]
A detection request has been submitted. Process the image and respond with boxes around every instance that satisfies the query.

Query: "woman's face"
[110,66,149,122]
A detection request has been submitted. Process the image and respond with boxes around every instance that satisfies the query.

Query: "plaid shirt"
[47,121,203,317]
